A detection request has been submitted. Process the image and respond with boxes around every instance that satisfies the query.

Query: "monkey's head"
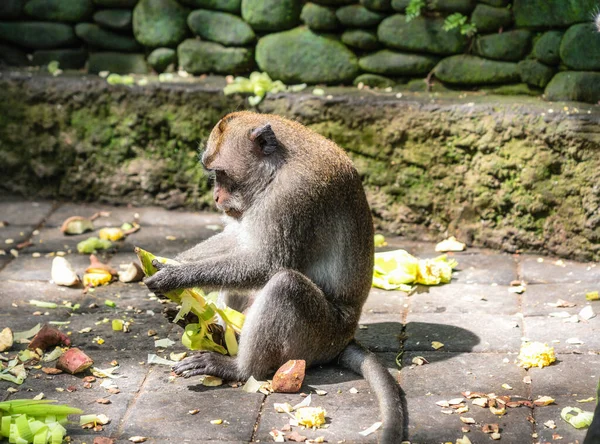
[202,112,285,219]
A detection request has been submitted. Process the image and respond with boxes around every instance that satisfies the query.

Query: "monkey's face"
[202,113,282,219]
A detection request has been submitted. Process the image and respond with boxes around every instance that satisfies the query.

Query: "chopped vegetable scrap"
[372,249,457,291]
[136,247,244,356]
[586,291,599,301]
[517,342,556,368]
[77,237,112,254]
[0,327,13,352]
[295,407,326,428]
[374,234,387,248]
[223,71,306,106]
[435,236,466,252]
[98,227,125,242]
[0,399,83,444]
[561,406,594,429]
[51,257,80,287]
[272,360,306,393]
[56,348,94,374]
[60,216,94,235]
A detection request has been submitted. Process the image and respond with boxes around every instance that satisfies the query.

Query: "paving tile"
[522,316,600,353]
[0,199,54,226]
[527,354,600,397]
[406,394,534,444]
[522,282,597,316]
[521,255,600,284]
[356,312,403,353]
[255,353,398,444]
[400,352,528,397]
[404,313,522,353]
[362,288,408,314]
[408,283,519,315]
[120,365,263,441]
[451,252,518,285]
[533,395,589,444]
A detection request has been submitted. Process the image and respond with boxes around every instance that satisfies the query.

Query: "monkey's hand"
[143,259,187,294]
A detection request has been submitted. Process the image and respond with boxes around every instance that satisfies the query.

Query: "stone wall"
[1,0,599,102]
[1,72,599,261]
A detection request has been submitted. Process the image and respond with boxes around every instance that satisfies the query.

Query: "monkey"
[143,111,406,442]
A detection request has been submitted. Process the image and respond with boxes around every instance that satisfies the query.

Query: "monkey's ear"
[249,124,278,155]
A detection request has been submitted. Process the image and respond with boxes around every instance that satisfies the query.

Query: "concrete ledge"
[1,70,599,260]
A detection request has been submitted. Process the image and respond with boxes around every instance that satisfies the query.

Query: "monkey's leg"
[173,269,355,380]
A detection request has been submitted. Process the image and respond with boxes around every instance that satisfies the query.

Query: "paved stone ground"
[1,192,599,444]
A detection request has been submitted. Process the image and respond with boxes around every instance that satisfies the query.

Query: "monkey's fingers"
[151,259,167,271]
[172,353,209,375]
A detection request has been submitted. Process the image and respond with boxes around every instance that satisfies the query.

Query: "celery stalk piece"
[15,415,33,442]
[1,415,11,437]
[32,428,47,444]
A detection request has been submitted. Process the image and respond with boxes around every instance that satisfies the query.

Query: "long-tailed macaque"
[144,111,406,442]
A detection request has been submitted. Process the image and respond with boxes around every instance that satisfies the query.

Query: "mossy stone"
[378,14,467,56]
[532,31,563,66]
[0,43,29,66]
[474,30,532,62]
[24,0,93,22]
[359,50,439,76]
[560,23,600,71]
[0,1,24,19]
[310,0,355,4]
[32,48,88,69]
[0,22,77,49]
[353,73,395,88]
[255,27,359,84]
[133,0,189,48]
[360,0,392,11]
[178,0,241,13]
[93,0,137,6]
[188,10,255,46]
[76,23,140,52]
[147,47,176,72]
[88,52,148,73]
[513,0,598,28]
[341,29,380,50]
[93,9,132,31]
[487,83,542,96]
[470,4,512,33]
[544,71,600,103]
[427,0,475,13]
[478,0,509,6]
[518,59,555,88]
[241,0,301,32]
[336,5,386,28]
[178,39,254,74]
[390,0,409,11]
[301,3,339,31]
[434,54,520,85]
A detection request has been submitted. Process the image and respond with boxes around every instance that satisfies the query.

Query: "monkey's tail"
[338,340,407,443]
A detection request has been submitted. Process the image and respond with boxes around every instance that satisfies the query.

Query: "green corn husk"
[135,247,245,356]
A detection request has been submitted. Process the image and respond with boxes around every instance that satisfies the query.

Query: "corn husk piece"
[51,257,80,287]
[83,270,112,287]
[372,249,457,290]
[295,407,326,428]
[561,406,593,429]
[518,342,556,369]
[135,247,245,356]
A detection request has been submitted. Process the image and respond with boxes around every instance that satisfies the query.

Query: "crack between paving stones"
[250,393,267,442]
[113,360,153,439]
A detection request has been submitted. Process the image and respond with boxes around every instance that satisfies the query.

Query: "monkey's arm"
[144,254,272,293]
[174,231,236,263]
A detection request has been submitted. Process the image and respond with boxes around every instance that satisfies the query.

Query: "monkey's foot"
[172,352,239,381]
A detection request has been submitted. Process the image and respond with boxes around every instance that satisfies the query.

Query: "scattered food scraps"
[98,227,125,242]
[147,354,176,366]
[210,419,223,425]
[372,249,457,290]
[374,234,387,247]
[566,337,584,345]
[51,257,80,287]
[118,262,144,283]
[517,342,556,368]
[28,325,71,351]
[579,305,596,320]
[561,406,593,429]
[544,420,557,429]
[482,424,499,434]
[533,396,556,407]
[154,338,175,348]
[77,237,112,254]
[29,300,58,309]
[431,341,444,350]
[586,291,599,301]
[412,356,429,365]
[549,299,576,308]
[128,437,148,443]
[272,359,306,393]
[223,71,306,106]
[270,429,285,442]
[435,236,466,252]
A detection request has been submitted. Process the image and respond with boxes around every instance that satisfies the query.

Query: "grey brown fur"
[144,111,406,442]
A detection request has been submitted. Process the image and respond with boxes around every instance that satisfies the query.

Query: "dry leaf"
[482,424,499,434]
[534,396,555,406]
[287,431,307,442]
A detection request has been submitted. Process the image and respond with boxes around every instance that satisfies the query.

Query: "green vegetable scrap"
[561,406,594,429]
[0,399,82,444]
[106,73,135,86]
[372,249,457,291]
[135,247,245,356]
[223,71,306,106]
[47,61,62,77]
[77,237,112,254]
